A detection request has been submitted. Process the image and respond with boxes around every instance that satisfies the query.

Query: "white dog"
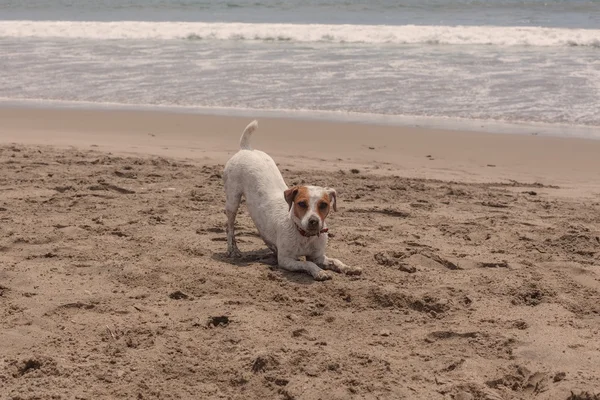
[222,120,362,281]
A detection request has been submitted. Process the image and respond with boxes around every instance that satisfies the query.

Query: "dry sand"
[1,108,600,400]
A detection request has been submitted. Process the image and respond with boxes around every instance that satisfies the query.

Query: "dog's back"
[223,121,289,244]
[223,120,287,195]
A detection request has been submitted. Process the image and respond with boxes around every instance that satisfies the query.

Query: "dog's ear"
[284,186,299,210]
[326,188,337,212]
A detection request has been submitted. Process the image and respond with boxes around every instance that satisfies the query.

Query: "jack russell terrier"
[223,120,362,281]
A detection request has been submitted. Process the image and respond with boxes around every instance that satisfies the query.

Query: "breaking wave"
[1,21,599,47]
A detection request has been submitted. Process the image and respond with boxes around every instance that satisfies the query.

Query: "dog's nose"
[308,216,319,228]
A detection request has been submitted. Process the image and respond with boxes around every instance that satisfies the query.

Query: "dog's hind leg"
[225,189,243,258]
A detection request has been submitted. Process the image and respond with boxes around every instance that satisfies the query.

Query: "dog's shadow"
[211,249,320,285]
[212,248,276,267]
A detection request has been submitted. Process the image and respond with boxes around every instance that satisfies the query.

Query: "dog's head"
[284,185,337,236]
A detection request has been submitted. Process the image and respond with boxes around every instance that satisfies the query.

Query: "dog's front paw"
[344,266,362,276]
[314,270,333,281]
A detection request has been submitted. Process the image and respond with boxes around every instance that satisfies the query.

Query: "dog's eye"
[297,201,308,208]
[319,202,328,210]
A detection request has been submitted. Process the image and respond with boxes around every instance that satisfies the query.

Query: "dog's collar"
[296,225,328,238]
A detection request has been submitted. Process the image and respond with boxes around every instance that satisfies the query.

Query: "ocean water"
[1,0,599,137]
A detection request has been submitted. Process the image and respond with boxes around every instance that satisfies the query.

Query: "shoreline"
[1,99,599,140]
[1,106,600,197]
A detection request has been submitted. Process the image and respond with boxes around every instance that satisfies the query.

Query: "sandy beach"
[1,107,600,399]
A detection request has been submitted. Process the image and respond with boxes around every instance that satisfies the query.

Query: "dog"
[222,120,362,281]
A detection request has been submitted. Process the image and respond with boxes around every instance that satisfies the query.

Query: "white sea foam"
[1,20,599,47]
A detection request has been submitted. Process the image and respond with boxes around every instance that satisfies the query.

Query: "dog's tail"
[239,120,258,150]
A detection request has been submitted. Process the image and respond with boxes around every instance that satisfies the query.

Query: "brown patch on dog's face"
[291,186,311,220]
[316,192,331,221]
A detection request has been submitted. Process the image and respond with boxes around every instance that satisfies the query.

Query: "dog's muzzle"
[296,225,329,237]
